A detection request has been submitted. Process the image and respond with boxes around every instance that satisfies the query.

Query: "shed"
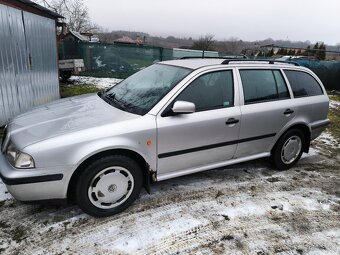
[0,0,62,126]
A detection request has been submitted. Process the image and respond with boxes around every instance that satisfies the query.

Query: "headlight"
[6,142,35,169]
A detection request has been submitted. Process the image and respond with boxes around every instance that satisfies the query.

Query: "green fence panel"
[58,41,340,90]
[79,43,164,78]
[58,41,82,59]
[162,48,174,61]
[59,42,164,78]
[296,59,340,90]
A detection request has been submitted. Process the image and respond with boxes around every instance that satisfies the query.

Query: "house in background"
[114,35,143,45]
[59,30,100,43]
[0,0,61,126]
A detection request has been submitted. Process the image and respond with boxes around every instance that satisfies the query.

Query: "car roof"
[160,59,225,69]
[159,58,302,70]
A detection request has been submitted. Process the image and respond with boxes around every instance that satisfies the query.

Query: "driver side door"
[156,69,241,180]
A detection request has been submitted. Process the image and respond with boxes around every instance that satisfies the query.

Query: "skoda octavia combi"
[0,59,329,217]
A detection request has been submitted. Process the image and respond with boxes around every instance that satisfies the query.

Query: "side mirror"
[172,101,196,114]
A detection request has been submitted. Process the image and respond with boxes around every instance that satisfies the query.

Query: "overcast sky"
[83,0,339,45]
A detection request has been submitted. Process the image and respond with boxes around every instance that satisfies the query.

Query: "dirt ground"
[0,132,339,255]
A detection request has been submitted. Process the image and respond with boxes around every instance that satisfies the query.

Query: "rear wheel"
[271,129,305,170]
[76,155,143,217]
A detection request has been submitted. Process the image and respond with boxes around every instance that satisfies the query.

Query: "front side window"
[240,69,290,104]
[101,64,192,115]
[284,70,323,97]
[176,70,234,112]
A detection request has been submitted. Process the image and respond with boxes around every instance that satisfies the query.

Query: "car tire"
[270,129,305,170]
[76,155,143,217]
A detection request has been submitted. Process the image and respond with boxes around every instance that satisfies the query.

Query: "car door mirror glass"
[172,101,196,114]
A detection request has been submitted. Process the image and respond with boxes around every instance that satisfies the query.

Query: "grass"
[327,109,340,140]
[327,95,340,142]
[329,94,340,102]
[60,83,103,98]
[80,70,134,79]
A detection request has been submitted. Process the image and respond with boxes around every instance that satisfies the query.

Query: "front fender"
[73,136,156,171]
[24,114,157,172]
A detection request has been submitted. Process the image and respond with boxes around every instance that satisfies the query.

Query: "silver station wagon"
[0,59,330,217]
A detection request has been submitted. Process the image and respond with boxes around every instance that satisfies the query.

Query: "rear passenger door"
[283,69,327,117]
[235,69,294,158]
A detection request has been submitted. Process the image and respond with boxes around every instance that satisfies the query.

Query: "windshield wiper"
[98,92,143,115]
[100,92,116,106]
[100,92,128,111]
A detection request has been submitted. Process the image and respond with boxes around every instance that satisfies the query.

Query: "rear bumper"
[310,119,330,140]
[0,149,69,201]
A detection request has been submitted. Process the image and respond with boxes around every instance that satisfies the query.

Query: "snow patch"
[69,76,122,89]
[94,56,106,68]
[220,200,268,218]
[315,132,340,149]
[105,214,206,253]
[215,192,332,220]
[329,100,340,110]
[40,214,89,233]
[301,147,318,159]
[0,181,12,201]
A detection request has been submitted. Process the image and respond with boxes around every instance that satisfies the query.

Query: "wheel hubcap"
[108,184,117,193]
[281,135,302,164]
[88,166,134,209]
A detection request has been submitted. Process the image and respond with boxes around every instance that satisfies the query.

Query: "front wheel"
[76,155,143,217]
[270,129,305,170]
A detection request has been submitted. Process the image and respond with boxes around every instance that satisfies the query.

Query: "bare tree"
[228,37,240,53]
[97,31,121,44]
[33,0,99,33]
[192,34,215,51]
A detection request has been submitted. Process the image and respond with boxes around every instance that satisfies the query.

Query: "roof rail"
[180,55,248,60]
[221,59,300,66]
[180,56,227,60]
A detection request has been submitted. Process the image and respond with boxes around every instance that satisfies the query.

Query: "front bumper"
[0,148,68,201]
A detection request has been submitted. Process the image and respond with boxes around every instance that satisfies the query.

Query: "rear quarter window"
[284,70,324,97]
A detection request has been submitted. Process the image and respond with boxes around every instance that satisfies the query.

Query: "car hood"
[8,94,139,149]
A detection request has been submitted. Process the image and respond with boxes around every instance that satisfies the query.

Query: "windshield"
[100,64,192,115]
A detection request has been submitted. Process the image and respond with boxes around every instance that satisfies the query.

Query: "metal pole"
[160,47,163,61]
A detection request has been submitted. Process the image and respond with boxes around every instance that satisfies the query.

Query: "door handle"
[225,118,239,125]
[284,109,294,115]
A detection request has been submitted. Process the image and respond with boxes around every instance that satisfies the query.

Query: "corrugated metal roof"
[16,0,63,18]
[69,30,89,41]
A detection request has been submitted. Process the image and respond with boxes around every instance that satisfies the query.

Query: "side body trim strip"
[158,133,276,159]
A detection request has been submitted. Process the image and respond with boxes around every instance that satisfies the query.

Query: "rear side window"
[240,70,290,104]
[284,70,323,97]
